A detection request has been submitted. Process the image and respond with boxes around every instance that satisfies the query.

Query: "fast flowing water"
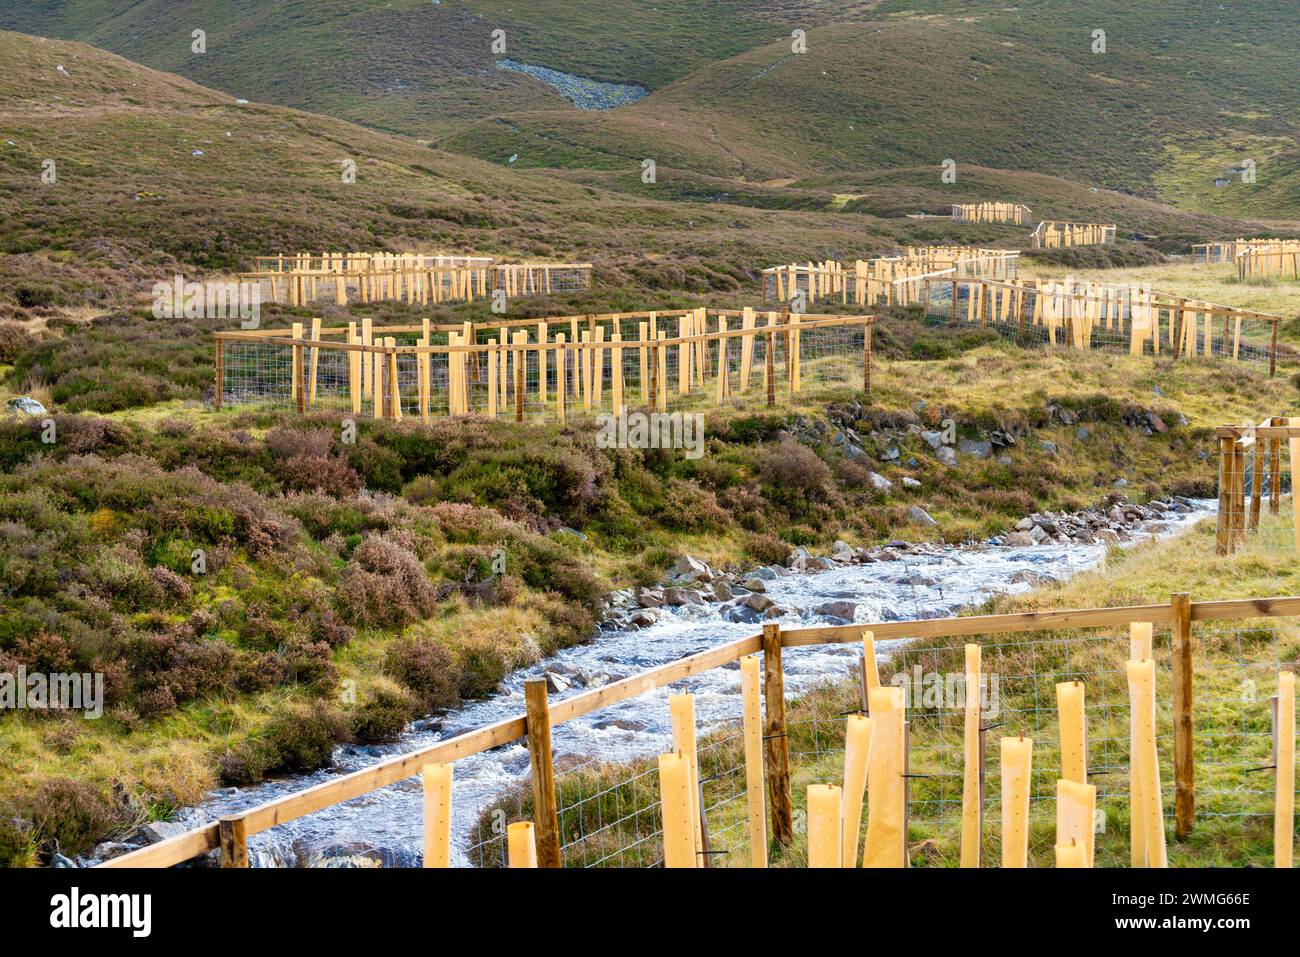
[169,504,1213,867]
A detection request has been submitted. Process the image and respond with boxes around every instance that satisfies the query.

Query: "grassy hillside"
[4,28,1282,329]
[8,1,1299,219]
[0,0,864,138]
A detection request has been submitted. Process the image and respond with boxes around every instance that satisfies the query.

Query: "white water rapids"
[163,504,1213,867]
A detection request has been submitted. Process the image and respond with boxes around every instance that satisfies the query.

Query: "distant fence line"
[213,308,874,421]
[239,251,592,307]
[1193,239,1300,280]
[1215,417,1297,556]
[952,202,1032,225]
[1031,222,1117,249]
[918,277,1283,372]
[761,250,1019,307]
[96,595,1300,869]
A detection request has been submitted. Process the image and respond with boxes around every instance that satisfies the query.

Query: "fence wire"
[461,617,1297,868]
[217,315,871,422]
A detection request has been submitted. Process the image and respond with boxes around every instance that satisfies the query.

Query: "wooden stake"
[1171,593,1195,840]
[740,654,767,867]
[422,764,452,868]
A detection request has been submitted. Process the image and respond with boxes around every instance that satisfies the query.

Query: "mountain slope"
[8,0,1298,217]
[1,28,1289,328]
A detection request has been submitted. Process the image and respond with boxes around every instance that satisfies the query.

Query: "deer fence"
[914,277,1284,373]
[239,252,591,307]
[762,250,1019,307]
[952,202,1032,225]
[1216,418,1298,557]
[1031,222,1117,249]
[213,308,875,422]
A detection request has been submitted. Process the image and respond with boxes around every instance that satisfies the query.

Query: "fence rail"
[214,308,874,421]
[98,593,1300,869]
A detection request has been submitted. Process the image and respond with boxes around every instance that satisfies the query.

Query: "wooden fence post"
[218,815,249,867]
[524,678,562,868]
[1171,593,1195,840]
[761,623,793,846]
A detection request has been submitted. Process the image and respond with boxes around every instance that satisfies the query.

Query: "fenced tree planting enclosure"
[214,308,874,421]
[952,202,1032,225]
[97,596,1299,869]
[762,249,1019,307]
[239,251,592,307]
[1216,418,1297,557]
[1193,240,1300,279]
[920,278,1284,372]
[1031,222,1117,249]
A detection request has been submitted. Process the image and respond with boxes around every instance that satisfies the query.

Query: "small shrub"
[744,531,789,566]
[28,779,119,856]
[0,322,35,362]
[0,816,36,867]
[761,438,831,501]
[339,535,438,627]
[386,635,461,712]
[351,682,418,743]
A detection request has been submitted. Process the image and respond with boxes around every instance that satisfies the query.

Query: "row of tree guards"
[412,613,1297,869]
[213,308,875,419]
[946,277,1283,372]
[952,202,1033,224]
[240,251,592,307]
[97,594,1300,870]
[1215,418,1300,555]
[1031,222,1118,249]
[1192,239,1300,280]
[762,248,1020,306]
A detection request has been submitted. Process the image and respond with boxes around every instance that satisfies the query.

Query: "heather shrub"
[0,816,35,867]
[744,531,790,566]
[761,438,831,501]
[657,479,729,531]
[386,635,461,712]
[266,427,335,461]
[339,535,438,627]
[274,454,363,497]
[0,321,34,362]
[220,703,350,785]
[351,681,418,743]
[27,779,120,856]
[454,633,515,699]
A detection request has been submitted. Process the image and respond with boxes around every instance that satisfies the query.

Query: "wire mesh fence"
[1030,222,1117,248]
[239,254,591,307]
[458,608,1296,869]
[762,251,1019,306]
[214,310,874,422]
[916,278,1283,368]
[101,598,1299,869]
